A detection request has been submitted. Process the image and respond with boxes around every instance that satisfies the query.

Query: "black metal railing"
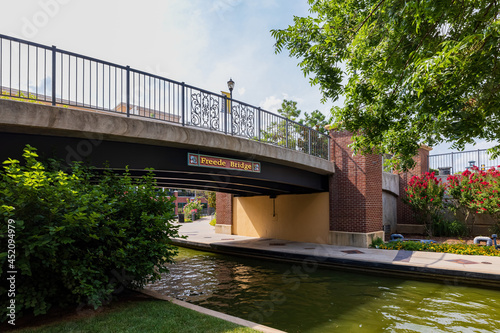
[429,149,500,175]
[0,34,330,160]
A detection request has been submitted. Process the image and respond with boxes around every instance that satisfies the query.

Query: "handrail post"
[285,119,289,148]
[230,99,233,135]
[181,82,185,126]
[308,129,311,154]
[451,152,454,174]
[126,66,130,117]
[478,149,480,169]
[51,45,56,106]
[257,107,261,141]
[327,136,331,160]
[223,95,228,134]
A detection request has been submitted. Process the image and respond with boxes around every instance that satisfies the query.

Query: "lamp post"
[227,78,235,100]
[225,78,235,134]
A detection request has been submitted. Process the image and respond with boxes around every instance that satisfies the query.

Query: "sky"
[0,0,496,155]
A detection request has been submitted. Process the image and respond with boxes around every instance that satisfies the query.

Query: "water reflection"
[147,248,500,333]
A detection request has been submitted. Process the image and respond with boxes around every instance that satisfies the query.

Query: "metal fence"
[0,34,330,160]
[429,149,500,175]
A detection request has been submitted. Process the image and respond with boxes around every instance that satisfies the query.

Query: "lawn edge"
[139,289,285,333]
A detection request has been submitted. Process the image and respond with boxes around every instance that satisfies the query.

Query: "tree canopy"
[272,0,500,171]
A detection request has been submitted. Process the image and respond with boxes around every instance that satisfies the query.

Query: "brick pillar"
[174,191,179,215]
[215,192,233,234]
[397,145,432,228]
[329,130,384,247]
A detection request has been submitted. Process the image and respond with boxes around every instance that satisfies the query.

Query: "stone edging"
[138,289,286,333]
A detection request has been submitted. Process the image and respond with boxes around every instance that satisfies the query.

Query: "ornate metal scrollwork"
[191,91,220,130]
[231,103,255,138]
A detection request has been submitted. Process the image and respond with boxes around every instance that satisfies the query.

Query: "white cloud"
[260,95,282,112]
[237,87,246,96]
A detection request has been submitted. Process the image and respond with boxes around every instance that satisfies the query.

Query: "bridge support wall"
[329,130,384,247]
[231,193,330,244]
[215,193,233,235]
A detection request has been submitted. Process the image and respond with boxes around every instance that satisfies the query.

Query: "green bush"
[432,218,468,237]
[210,213,217,226]
[0,145,179,321]
[183,199,203,220]
[369,237,384,248]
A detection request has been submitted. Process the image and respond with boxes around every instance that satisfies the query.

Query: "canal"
[147,247,500,332]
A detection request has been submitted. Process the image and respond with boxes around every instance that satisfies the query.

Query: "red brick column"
[397,146,432,225]
[174,191,179,215]
[329,130,383,234]
[216,192,233,225]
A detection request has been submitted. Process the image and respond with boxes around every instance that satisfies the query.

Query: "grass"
[6,293,258,333]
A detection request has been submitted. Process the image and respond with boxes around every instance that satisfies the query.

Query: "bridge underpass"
[0,132,329,197]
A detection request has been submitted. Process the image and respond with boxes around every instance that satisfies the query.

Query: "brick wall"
[329,130,383,233]
[397,146,432,224]
[216,192,233,225]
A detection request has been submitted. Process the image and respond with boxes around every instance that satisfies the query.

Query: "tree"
[203,191,217,210]
[277,99,301,120]
[261,99,302,147]
[300,110,330,134]
[272,0,500,171]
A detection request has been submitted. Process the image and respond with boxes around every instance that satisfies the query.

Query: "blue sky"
[0,0,496,155]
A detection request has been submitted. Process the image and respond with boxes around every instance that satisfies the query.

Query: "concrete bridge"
[0,34,431,247]
[0,99,332,197]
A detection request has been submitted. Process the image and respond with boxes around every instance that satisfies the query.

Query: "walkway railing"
[0,34,330,160]
[429,149,500,175]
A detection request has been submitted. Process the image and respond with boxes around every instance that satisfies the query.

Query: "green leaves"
[0,145,179,321]
[274,0,500,171]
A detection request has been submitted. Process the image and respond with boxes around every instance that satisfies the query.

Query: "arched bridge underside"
[0,100,333,196]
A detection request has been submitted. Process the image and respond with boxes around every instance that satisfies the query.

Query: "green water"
[147,248,500,332]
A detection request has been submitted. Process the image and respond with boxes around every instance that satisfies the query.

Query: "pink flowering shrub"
[405,166,500,236]
[183,199,203,220]
[403,172,445,236]
[447,166,500,233]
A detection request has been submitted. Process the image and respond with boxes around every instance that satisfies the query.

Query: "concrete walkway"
[171,216,500,287]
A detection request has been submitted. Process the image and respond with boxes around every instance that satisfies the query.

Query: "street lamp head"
[227,78,235,92]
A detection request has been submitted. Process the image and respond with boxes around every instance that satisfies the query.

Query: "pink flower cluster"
[446,166,500,214]
[406,172,443,204]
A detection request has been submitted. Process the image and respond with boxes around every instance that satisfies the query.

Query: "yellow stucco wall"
[233,192,330,244]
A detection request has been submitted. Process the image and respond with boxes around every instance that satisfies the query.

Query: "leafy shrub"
[403,172,446,236]
[432,218,468,237]
[377,241,500,256]
[0,145,179,321]
[447,166,500,233]
[369,237,384,248]
[183,199,203,220]
[210,213,217,227]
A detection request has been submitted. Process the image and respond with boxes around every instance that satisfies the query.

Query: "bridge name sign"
[188,153,261,173]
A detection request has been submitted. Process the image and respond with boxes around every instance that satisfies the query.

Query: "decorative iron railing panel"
[0,34,330,160]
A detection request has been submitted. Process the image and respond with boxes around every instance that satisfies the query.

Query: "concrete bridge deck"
[172,217,500,288]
